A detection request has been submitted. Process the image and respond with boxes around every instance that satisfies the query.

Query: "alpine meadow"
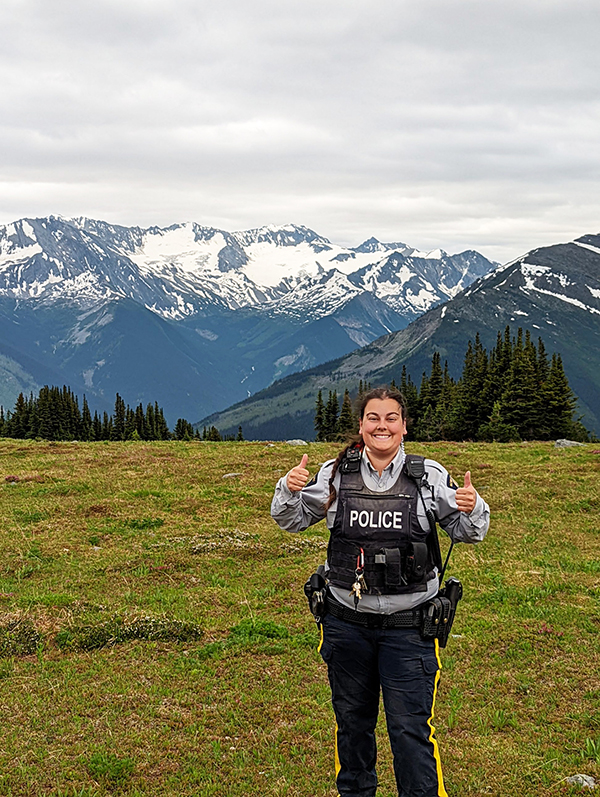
[0,437,599,796]
[6,0,600,793]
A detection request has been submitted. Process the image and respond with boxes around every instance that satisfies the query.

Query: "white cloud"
[1,0,600,262]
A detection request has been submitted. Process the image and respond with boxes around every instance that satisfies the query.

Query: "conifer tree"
[92,411,102,441]
[478,401,521,442]
[414,352,448,440]
[145,403,157,440]
[542,353,587,440]
[400,365,419,428]
[36,388,55,440]
[452,335,489,439]
[174,418,194,440]
[415,404,438,442]
[81,396,93,441]
[236,425,244,441]
[324,390,339,442]
[337,389,356,439]
[26,399,40,439]
[134,403,147,439]
[435,361,457,440]
[112,394,126,440]
[418,372,430,419]
[478,345,500,425]
[536,337,550,385]
[154,403,170,440]
[66,387,82,439]
[427,352,443,409]
[9,393,28,438]
[124,406,136,440]
[207,425,222,441]
[314,390,326,442]
[502,328,543,439]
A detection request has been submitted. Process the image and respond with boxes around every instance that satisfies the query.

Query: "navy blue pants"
[319,614,447,797]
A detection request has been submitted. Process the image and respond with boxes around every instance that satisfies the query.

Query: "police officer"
[271,387,489,797]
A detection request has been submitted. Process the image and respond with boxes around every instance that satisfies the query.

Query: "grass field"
[0,438,599,796]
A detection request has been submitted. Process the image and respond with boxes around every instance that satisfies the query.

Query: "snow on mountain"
[469,235,600,319]
[0,216,496,325]
[262,268,362,320]
[350,236,411,255]
[201,231,600,440]
[348,248,493,317]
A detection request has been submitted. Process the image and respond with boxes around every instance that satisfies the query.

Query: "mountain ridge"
[0,216,495,422]
[198,233,600,438]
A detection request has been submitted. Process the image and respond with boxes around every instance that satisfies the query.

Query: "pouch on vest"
[375,548,403,589]
[406,542,428,582]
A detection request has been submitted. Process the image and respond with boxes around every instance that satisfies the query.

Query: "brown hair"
[325,386,408,511]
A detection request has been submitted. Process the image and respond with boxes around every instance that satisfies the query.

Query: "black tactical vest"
[327,452,435,595]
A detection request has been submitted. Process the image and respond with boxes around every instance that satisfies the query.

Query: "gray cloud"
[1,0,600,263]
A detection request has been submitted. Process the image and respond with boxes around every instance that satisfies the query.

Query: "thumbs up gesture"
[455,470,477,514]
[287,453,310,493]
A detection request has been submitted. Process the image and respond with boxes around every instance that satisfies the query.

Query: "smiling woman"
[359,396,408,469]
[271,385,490,797]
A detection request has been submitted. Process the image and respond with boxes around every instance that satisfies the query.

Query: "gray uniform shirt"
[271,446,489,614]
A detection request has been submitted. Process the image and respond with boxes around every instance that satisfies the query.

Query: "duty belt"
[325,592,422,629]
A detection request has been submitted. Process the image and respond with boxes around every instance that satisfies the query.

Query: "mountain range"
[200,233,600,438]
[0,216,495,423]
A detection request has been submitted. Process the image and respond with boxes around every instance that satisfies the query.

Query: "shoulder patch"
[446,473,458,490]
[305,473,318,489]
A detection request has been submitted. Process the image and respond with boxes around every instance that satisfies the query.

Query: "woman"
[271,386,489,797]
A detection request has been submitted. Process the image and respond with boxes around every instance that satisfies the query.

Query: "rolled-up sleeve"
[271,460,333,533]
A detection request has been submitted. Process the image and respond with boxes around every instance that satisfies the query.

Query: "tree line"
[314,326,592,443]
[0,386,240,442]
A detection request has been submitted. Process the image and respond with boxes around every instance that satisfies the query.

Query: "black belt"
[325,593,422,629]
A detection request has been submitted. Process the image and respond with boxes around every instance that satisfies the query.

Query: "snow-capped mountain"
[0,216,494,321]
[201,232,600,439]
[0,215,495,422]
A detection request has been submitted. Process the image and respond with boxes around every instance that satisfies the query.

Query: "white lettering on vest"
[348,508,404,529]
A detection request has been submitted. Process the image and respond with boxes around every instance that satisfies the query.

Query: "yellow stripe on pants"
[428,639,448,797]
[335,722,341,779]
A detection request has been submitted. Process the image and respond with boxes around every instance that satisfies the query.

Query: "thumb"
[299,453,308,469]
[464,470,472,489]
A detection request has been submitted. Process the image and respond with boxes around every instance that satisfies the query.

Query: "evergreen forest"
[314,326,592,443]
[0,386,238,442]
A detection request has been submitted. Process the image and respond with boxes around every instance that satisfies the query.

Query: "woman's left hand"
[455,471,477,514]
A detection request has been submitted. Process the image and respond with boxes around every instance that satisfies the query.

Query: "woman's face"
[359,397,407,458]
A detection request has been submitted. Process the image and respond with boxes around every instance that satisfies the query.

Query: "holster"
[303,566,327,624]
[420,577,463,648]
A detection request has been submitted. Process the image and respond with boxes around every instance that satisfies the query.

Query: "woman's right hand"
[286,454,310,492]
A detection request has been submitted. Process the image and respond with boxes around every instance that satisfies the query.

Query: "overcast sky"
[1,0,599,263]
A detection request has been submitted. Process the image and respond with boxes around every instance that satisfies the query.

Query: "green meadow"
[0,438,599,796]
